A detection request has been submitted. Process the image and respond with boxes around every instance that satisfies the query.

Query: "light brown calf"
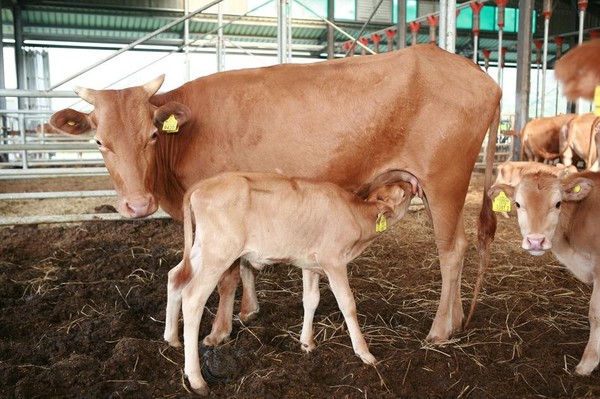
[488,167,600,376]
[163,172,414,395]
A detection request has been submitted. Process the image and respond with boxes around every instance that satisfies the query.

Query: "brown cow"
[555,39,600,101]
[50,44,501,347]
[165,171,414,394]
[517,114,577,162]
[560,113,600,171]
[487,168,600,376]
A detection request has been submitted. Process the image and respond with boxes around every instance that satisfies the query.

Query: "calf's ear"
[561,177,593,201]
[488,183,514,201]
[50,108,94,135]
[153,102,192,133]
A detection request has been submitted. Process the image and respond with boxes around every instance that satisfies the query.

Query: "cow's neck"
[154,133,187,220]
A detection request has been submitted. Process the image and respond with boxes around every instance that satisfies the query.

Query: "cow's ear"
[488,183,514,201]
[50,108,94,135]
[561,177,593,201]
[153,102,192,133]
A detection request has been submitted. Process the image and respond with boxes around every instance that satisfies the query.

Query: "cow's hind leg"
[426,208,468,343]
[300,269,320,353]
[576,273,600,376]
[164,260,184,347]
[324,264,375,365]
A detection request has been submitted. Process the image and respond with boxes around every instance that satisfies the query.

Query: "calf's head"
[50,75,191,218]
[489,172,593,256]
[367,181,414,223]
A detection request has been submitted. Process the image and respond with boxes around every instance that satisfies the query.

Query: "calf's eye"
[95,139,102,147]
[515,201,521,209]
[555,201,561,209]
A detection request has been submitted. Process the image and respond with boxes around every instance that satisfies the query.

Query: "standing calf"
[164,171,415,395]
[488,167,600,375]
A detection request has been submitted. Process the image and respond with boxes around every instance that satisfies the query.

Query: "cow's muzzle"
[522,234,550,256]
[119,194,157,218]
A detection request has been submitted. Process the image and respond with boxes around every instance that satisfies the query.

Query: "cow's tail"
[586,117,600,169]
[465,105,500,328]
[173,191,195,288]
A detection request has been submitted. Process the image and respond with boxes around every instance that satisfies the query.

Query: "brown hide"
[562,113,600,170]
[51,44,502,342]
[555,39,600,100]
[519,114,576,162]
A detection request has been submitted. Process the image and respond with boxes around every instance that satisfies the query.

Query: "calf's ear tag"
[162,114,179,133]
[67,120,76,126]
[492,191,511,213]
[376,212,387,233]
[572,184,582,194]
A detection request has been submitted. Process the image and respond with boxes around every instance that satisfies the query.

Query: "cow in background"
[514,114,577,163]
[50,44,501,353]
[555,39,600,101]
[560,113,600,171]
[486,167,600,376]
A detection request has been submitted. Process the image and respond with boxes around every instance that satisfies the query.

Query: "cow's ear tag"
[492,191,511,213]
[67,120,76,126]
[594,86,600,117]
[375,212,387,233]
[572,184,582,194]
[162,114,179,133]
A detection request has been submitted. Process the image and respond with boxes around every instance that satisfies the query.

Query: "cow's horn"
[142,74,165,97]
[74,86,94,105]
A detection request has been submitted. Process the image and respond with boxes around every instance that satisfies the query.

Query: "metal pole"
[541,0,552,117]
[577,0,588,113]
[446,0,456,53]
[439,0,447,50]
[326,0,335,58]
[184,0,190,81]
[396,0,406,49]
[13,4,26,110]
[288,0,293,61]
[277,0,288,64]
[217,2,224,71]
[49,0,226,90]
[514,0,533,160]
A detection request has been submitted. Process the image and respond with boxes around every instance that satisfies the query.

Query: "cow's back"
[155,45,501,198]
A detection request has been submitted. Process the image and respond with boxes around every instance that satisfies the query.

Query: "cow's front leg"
[300,269,320,353]
[164,260,184,347]
[427,213,467,342]
[575,273,600,376]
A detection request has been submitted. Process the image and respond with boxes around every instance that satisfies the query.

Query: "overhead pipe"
[385,29,396,51]
[371,33,382,53]
[534,40,543,118]
[49,0,226,90]
[482,49,491,72]
[408,22,421,46]
[427,15,439,44]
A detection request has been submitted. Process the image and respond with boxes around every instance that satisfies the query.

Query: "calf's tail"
[465,105,499,328]
[173,192,194,288]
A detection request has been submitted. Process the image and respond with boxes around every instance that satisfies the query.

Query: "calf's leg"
[576,273,600,376]
[239,259,260,321]
[324,264,375,365]
[164,260,185,347]
[300,269,320,353]
[203,262,240,346]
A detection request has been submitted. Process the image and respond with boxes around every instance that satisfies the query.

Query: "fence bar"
[0,210,170,226]
[0,190,115,200]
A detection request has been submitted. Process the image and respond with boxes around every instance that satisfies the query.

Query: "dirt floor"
[1,173,600,398]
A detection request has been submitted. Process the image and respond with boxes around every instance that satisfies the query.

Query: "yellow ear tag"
[162,114,179,133]
[573,184,581,194]
[594,86,600,117]
[492,191,511,213]
[67,120,76,126]
[375,212,387,233]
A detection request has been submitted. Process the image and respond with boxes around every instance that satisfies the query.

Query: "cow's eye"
[555,201,561,209]
[515,201,521,209]
[95,139,102,147]
[150,131,159,141]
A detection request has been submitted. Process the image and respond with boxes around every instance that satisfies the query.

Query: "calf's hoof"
[575,362,597,376]
[185,375,209,397]
[203,332,230,347]
[300,341,316,353]
[358,351,376,365]
[239,307,260,323]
